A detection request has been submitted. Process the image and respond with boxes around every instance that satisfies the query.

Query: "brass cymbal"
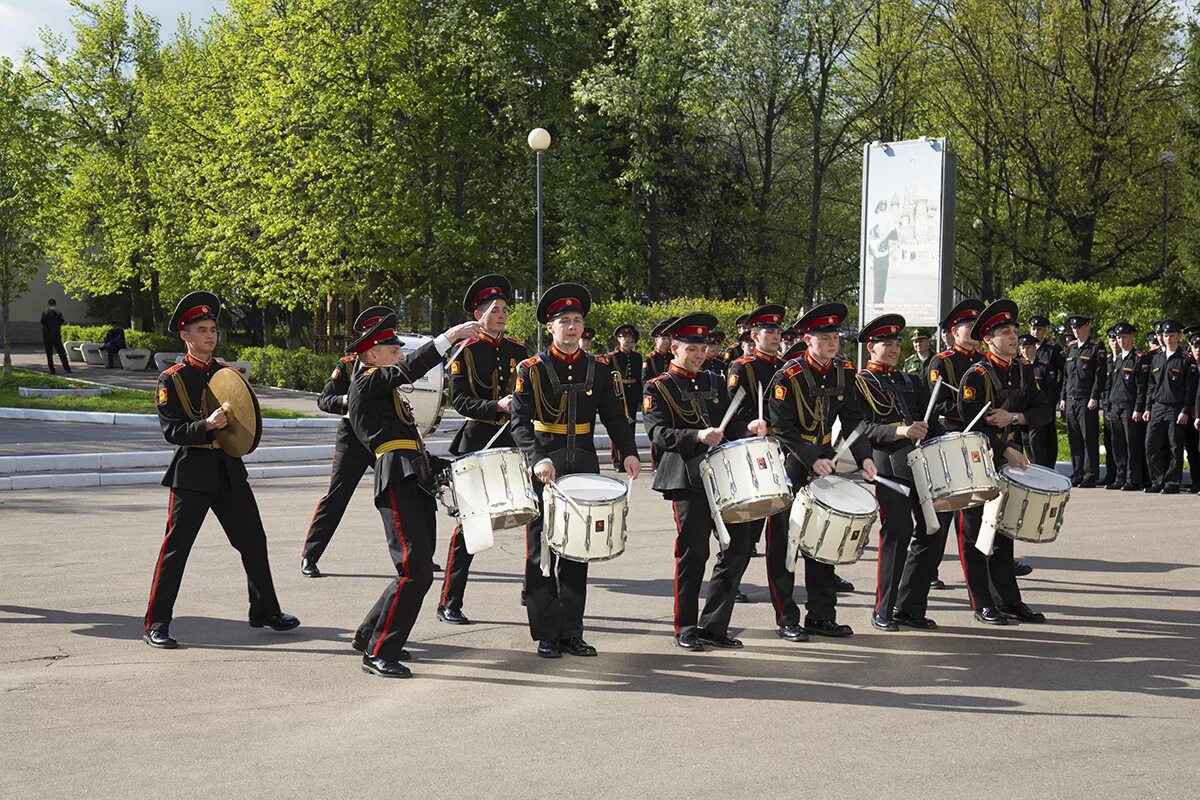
[202,367,262,457]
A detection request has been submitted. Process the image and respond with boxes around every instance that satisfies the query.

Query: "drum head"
[1002,464,1072,491]
[808,476,877,514]
[556,474,626,501]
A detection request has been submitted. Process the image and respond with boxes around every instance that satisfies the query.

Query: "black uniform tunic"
[1028,338,1065,467]
[642,350,671,384]
[1104,348,1149,488]
[643,364,749,638]
[511,345,639,642]
[346,339,449,661]
[145,354,282,633]
[1061,338,1107,484]
[437,332,528,613]
[1138,347,1198,490]
[607,347,643,468]
[766,353,872,623]
[301,354,376,565]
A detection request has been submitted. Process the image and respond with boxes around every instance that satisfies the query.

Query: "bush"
[60,325,181,355]
[235,346,338,391]
[1008,280,1162,340]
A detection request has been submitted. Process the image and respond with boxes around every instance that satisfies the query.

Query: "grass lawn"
[0,369,308,418]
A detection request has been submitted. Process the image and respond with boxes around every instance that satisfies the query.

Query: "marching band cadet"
[347,312,479,677]
[144,291,298,649]
[1138,319,1198,494]
[300,305,393,578]
[1103,322,1146,492]
[739,330,754,358]
[608,323,643,471]
[643,319,675,383]
[1027,315,1065,468]
[580,327,596,352]
[1060,315,1107,487]
[702,330,728,376]
[511,283,641,658]
[1183,326,1200,492]
[436,276,528,625]
[902,299,983,598]
[723,314,751,363]
[765,303,876,638]
[856,315,944,631]
[955,299,1052,623]
[643,314,751,651]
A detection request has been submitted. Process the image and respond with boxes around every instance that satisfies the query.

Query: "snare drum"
[544,474,629,563]
[982,464,1072,544]
[906,432,999,512]
[449,448,540,554]
[786,476,879,568]
[698,436,793,523]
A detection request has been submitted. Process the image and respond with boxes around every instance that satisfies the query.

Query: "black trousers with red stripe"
[437,524,472,612]
[896,510,952,617]
[358,479,437,661]
[525,481,589,642]
[763,507,838,625]
[953,506,1019,609]
[145,467,281,632]
[301,428,374,563]
[667,490,751,638]
[873,481,936,616]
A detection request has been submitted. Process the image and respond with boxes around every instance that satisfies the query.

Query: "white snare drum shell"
[787,476,879,567]
[699,436,793,524]
[984,464,1072,544]
[545,474,630,563]
[906,432,999,512]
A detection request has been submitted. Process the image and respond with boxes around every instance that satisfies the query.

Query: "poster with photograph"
[859,138,956,328]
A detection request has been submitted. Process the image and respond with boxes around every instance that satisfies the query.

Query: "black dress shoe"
[696,630,743,649]
[1104,483,1123,491]
[1070,478,1082,487]
[733,591,750,603]
[520,590,527,607]
[929,578,947,590]
[1013,559,1033,577]
[998,603,1046,622]
[432,562,443,572]
[750,547,762,558]
[436,606,471,625]
[1145,485,1161,494]
[1189,484,1200,494]
[778,624,809,642]
[361,654,411,678]
[143,629,177,649]
[973,607,1008,625]
[249,612,300,631]
[834,575,855,593]
[675,633,704,651]
[804,617,853,637]
[892,609,938,630]
[350,634,409,659]
[536,639,562,658]
[560,637,598,657]
[1079,480,1097,489]
[1162,485,1180,495]
[300,558,321,578]
[871,612,899,632]
[1121,484,1138,491]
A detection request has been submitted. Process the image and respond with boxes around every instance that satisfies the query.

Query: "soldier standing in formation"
[608,323,644,471]
[1139,320,1198,494]
[1060,315,1107,487]
[1027,315,1065,468]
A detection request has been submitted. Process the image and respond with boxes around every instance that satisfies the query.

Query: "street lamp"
[528,127,552,350]
[1159,151,1176,277]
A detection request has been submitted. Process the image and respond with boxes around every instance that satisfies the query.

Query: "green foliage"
[60,324,179,354]
[1008,280,1162,338]
[234,346,339,392]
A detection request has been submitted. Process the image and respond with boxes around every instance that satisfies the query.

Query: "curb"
[0,406,342,428]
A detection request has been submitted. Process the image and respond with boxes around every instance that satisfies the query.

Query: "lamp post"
[528,127,552,351]
[1159,151,1176,277]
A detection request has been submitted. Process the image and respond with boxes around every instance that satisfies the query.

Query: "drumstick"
[757,384,765,422]
[922,378,941,423]
[717,387,747,433]
[869,475,912,497]
[483,419,510,450]
[963,401,992,434]
[833,422,866,462]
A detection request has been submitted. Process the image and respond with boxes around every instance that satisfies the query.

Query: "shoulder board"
[733,355,753,366]
[215,361,231,370]
[504,336,525,347]
[363,367,378,376]
[969,363,988,375]
[520,356,541,368]
[163,363,185,376]
[783,362,804,378]
[842,360,855,370]
[594,355,609,365]
[646,374,667,385]
[936,349,953,359]
[338,355,356,364]
[462,337,481,347]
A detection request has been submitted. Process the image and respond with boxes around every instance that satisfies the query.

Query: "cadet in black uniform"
[300,305,392,578]
[347,312,478,677]
[901,299,983,597]
[1139,319,1198,494]
[956,299,1053,624]
[766,303,876,637]
[580,327,596,352]
[856,315,944,631]
[143,292,299,649]
[1183,326,1200,492]
[511,283,641,659]
[702,330,728,376]
[1060,315,1107,487]
[1102,322,1146,491]
[1027,315,1065,468]
[436,276,528,624]
[608,323,643,471]
[722,314,750,363]
[643,320,675,383]
[643,314,751,651]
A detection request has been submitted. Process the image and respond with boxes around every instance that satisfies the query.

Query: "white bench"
[79,343,106,366]
[119,349,152,371]
[153,352,182,372]
[64,341,87,363]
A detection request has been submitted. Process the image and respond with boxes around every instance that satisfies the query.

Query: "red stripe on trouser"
[301,450,338,554]
[372,485,411,658]
[956,511,977,609]
[671,499,682,634]
[874,506,888,613]
[145,490,176,630]
[440,525,461,606]
[765,515,785,625]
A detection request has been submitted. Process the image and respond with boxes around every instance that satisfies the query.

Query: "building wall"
[4,260,93,344]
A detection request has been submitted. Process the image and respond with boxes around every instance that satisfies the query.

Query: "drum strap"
[539,354,595,467]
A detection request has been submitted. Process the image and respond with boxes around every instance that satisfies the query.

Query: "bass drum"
[397,332,447,436]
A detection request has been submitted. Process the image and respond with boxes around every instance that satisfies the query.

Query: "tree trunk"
[646,189,662,300]
[288,308,308,350]
[2,293,11,381]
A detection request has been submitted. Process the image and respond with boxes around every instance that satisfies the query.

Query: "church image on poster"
[859,138,955,328]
